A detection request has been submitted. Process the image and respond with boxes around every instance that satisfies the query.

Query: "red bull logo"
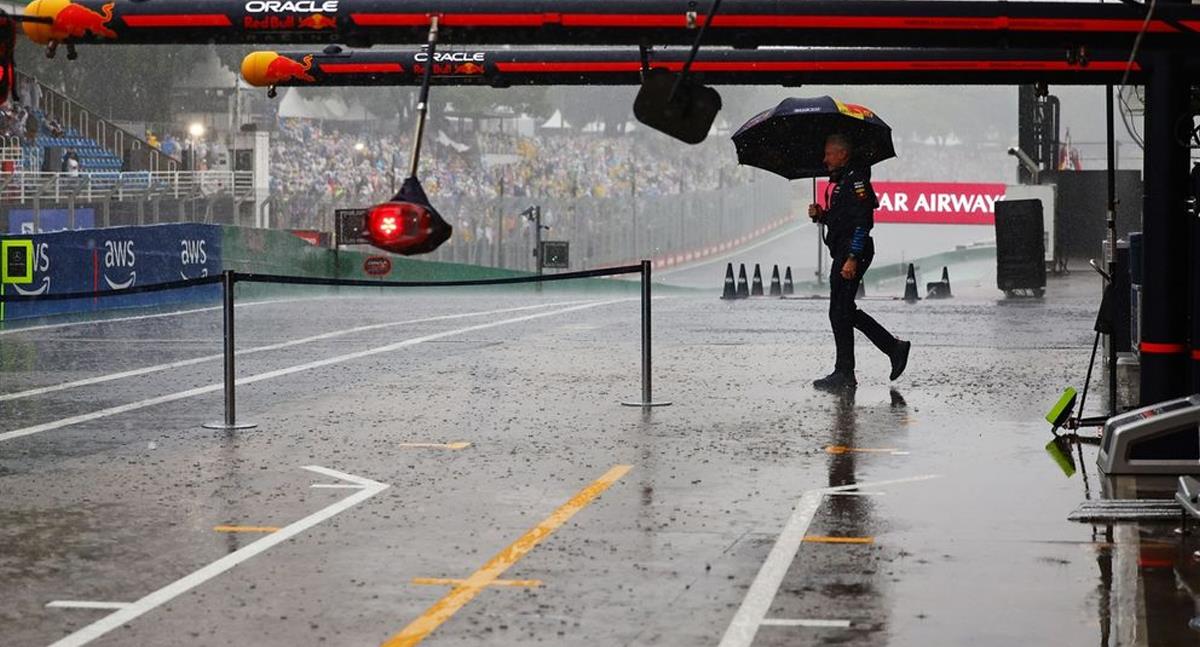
[835,100,875,120]
[24,0,117,44]
[241,52,315,86]
[297,13,335,29]
[453,62,484,76]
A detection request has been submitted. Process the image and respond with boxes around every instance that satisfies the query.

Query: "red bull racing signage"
[817,181,1006,225]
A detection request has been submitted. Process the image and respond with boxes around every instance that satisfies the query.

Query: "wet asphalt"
[2,270,1199,647]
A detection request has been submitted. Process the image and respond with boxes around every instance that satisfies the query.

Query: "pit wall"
[0,224,642,323]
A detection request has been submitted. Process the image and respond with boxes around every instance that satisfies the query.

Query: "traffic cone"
[736,264,750,299]
[926,265,953,299]
[783,267,795,295]
[856,272,866,298]
[903,263,920,302]
[751,264,764,296]
[769,265,782,296]
[720,262,737,300]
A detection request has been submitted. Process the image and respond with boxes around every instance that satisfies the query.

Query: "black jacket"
[822,166,878,258]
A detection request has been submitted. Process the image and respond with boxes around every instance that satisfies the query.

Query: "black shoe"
[813,371,857,391]
[889,340,911,381]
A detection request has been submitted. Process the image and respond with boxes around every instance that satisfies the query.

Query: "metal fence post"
[204,270,256,430]
[623,260,671,408]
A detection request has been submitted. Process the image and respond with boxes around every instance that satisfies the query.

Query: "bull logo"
[298,13,335,29]
[241,52,316,86]
[453,62,485,76]
[24,0,117,43]
[835,100,875,120]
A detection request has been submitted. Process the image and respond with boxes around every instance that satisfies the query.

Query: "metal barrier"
[0,170,254,204]
[269,177,791,271]
[0,263,664,428]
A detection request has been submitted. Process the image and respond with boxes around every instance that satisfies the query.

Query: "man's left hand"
[841,258,858,280]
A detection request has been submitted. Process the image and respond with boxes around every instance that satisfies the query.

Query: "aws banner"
[817,181,1006,225]
[0,224,222,321]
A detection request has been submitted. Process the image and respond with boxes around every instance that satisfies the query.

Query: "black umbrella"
[731,96,896,180]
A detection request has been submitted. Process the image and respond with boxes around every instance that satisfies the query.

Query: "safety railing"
[0,262,667,429]
[0,170,255,204]
[17,71,182,173]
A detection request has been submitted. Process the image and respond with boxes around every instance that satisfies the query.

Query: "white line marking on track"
[0,297,305,337]
[310,483,366,489]
[0,299,631,443]
[826,491,885,497]
[45,601,131,610]
[0,299,593,402]
[760,619,852,628]
[46,465,388,647]
[718,474,939,647]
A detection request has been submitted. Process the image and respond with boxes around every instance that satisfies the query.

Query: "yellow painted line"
[395,442,472,450]
[381,464,632,647]
[803,536,874,544]
[825,445,900,455]
[411,577,543,588]
[213,525,280,533]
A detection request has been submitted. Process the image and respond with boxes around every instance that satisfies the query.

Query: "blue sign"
[0,223,223,321]
[8,208,96,234]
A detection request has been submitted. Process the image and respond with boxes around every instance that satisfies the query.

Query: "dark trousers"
[828,243,898,372]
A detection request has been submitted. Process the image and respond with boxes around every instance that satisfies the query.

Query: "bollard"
[750,264,765,296]
[856,272,866,298]
[736,264,750,299]
[203,270,256,431]
[926,266,953,299]
[783,267,795,296]
[769,265,782,297]
[720,262,738,300]
[623,260,671,408]
[903,263,920,303]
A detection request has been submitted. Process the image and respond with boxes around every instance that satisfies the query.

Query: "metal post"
[623,260,671,408]
[204,270,256,430]
[1139,49,1191,405]
[1105,83,1118,415]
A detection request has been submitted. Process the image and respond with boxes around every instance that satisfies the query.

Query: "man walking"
[808,134,910,391]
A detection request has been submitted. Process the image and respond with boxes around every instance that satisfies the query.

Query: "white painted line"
[718,490,824,647]
[761,618,852,628]
[823,474,941,493]
[46,601,131,611]
[0,300,593,402]
[0,299,630,443]
[0,297,305,337]
[827,491,885,497]
[718,474,940,647]
[46,465,388,647]
[310,483,366,489]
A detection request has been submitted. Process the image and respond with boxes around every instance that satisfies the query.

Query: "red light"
[366,201,433,250]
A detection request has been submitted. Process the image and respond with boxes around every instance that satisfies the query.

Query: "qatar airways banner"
[817,181,1007,225]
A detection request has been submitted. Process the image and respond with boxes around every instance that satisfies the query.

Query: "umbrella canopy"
[732,96,896,180]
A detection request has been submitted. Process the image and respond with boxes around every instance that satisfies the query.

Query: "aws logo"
[11,243,51,296]
[103,239,136,289]
[180,239,210,279]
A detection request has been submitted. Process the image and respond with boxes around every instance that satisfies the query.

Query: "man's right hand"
[808,203,825,222]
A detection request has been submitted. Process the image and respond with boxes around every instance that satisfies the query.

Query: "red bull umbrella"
[731,96,895,180]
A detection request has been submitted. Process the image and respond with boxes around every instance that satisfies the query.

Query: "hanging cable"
[1116,0,1157,150]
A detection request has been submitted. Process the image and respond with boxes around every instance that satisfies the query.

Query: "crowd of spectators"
[268,117,756,230]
